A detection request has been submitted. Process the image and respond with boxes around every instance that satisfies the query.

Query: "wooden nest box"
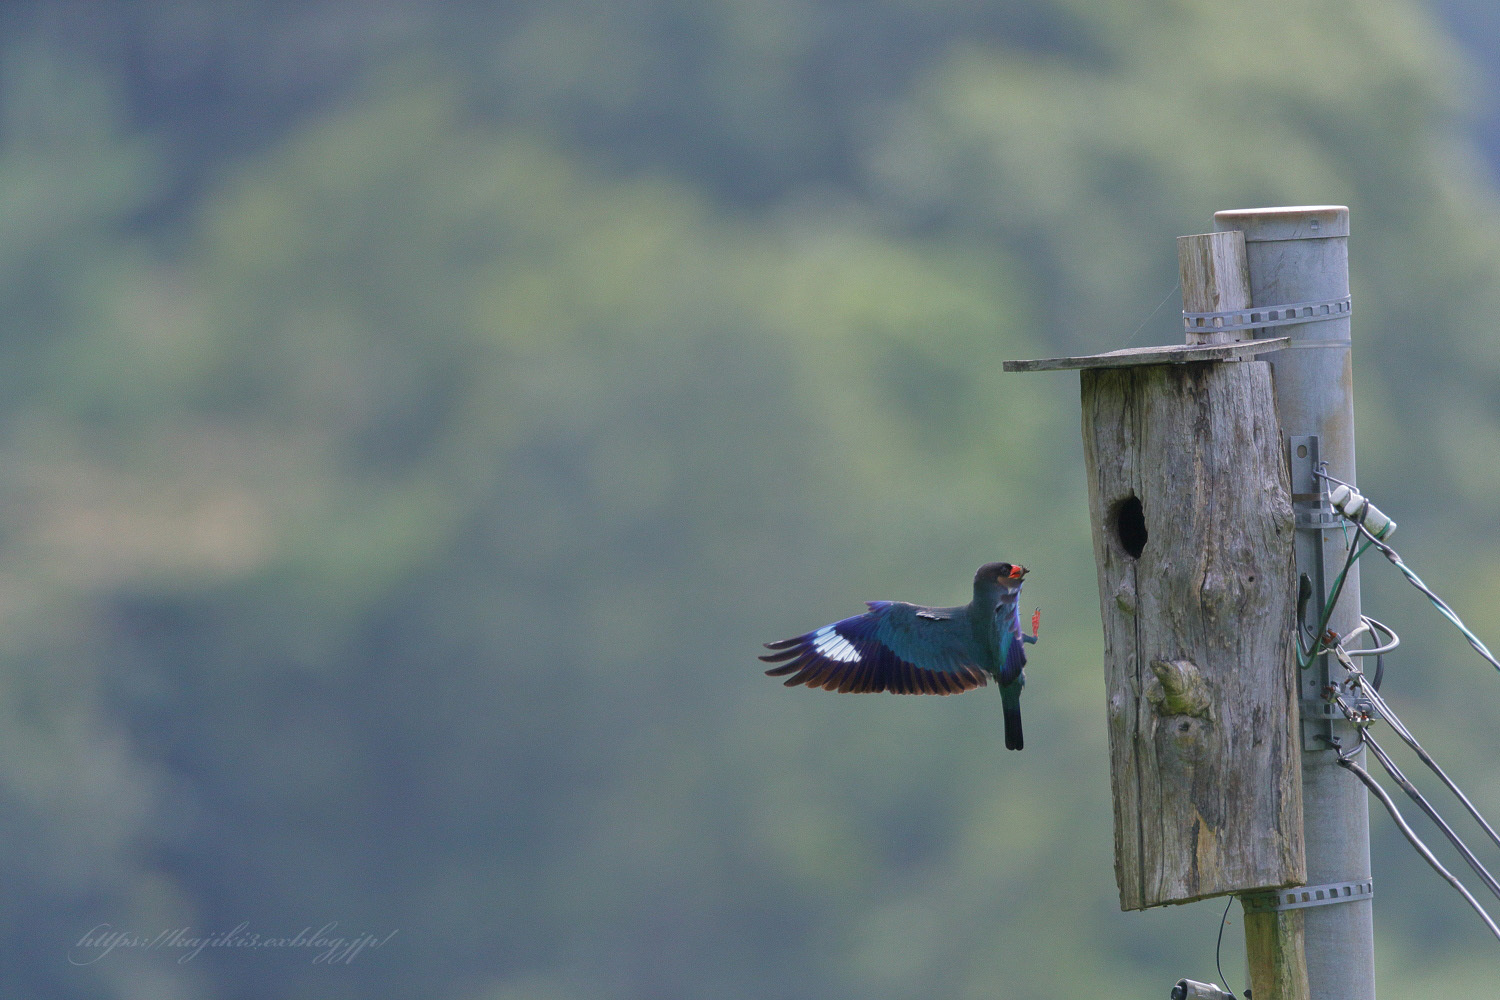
[1007,230,1305,910]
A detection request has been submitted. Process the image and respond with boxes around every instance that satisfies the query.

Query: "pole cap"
[1213,205,1349,242]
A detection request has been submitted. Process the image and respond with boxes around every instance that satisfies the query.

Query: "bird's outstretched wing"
[760,601,988,695]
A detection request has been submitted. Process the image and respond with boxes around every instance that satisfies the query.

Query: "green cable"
[1298,536,1374,672]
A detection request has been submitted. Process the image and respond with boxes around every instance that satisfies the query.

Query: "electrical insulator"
[1327,484,1396,540]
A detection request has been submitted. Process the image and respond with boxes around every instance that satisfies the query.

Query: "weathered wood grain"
[1244,907,1311,1000]
[1002,337,1288,372]
[1081,361,1304,911]
[1179,232,1253,345]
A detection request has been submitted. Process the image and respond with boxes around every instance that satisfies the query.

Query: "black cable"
[1301,469,1500,943]
[1337,743,1500,943]
[1362,727,1500,902]
[1214,894,1238,1000]
[1354,675,1500,855]
[1297,573,1314,635]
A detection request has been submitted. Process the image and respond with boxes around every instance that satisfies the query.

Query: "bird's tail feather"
[1003,704,1023,751]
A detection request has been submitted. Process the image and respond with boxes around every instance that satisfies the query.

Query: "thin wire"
[1298,535,1371,671]
[1332,616,1395,689]
[1121,279,1182,349]
[1214,894,1238,1000]
[1352,672,1500,854]
[1364,724,1500,902]
[1348,518,1500,674]
[1299,468,1500,942]
[1335,742,1500,943]
[1342,616,1400,658]
[1313,464,1500,675]
[1340,619,1373,649]
[1313,467,1357,492]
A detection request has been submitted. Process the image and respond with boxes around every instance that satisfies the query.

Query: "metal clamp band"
[1241,879,1373,913]
[1273,339,1352,350]
[1301,697,1378,719]
[1295,508,1349,531]
[1183,295,1351,334]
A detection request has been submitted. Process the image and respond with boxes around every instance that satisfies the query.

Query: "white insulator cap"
[1362,504,1395,539]
[1343,493,1367,518]
[1328,484,1352,508]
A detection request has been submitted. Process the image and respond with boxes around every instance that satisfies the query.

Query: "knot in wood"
[1080,356,1305,910]
[1146,659,1213,719]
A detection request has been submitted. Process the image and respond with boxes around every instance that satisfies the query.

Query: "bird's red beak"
[1010,565,1028,579]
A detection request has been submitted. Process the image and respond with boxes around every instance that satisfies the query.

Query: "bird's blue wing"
[996,600,1028,686]
[998,628,1027,687]
[761,601,987,695]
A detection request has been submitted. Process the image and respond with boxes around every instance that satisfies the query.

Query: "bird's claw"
[1031,607,1041,639]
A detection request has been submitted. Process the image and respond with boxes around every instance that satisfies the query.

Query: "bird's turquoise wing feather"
[868,602,980,676]
[996,603,1027,687]
[760,601,987,694]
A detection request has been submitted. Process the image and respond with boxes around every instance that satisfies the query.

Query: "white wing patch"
[811,624,862,662]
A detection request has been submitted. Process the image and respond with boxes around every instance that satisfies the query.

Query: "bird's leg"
[1022,608,1040,644]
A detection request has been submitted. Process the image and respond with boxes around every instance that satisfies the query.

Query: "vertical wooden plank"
[1185,224,1312,999]
[1244,907,1312,1000]
[1082,361,1303,910]
[1081,367,1144,910]
[1135,362,1304,905]
[1179,231,1252,345]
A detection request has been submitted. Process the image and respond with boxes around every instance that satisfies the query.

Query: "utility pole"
[1004,205,1376,1000]
[1215,206,1376,1000]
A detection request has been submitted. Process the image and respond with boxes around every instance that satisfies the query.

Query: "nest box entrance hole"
[1112,494,1147,559]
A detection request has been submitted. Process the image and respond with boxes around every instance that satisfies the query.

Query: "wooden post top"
[1003,227,1290,372]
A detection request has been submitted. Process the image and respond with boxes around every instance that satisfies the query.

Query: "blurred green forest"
[3,2,1500,998]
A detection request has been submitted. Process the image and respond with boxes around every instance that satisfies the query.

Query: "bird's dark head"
[975,561,1028,596]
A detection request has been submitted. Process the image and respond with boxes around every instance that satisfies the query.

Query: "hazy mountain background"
[2,2,1500,997]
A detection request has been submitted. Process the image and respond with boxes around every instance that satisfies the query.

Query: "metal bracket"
[1183,295,1351,335]
[1300,698,1343,722]
[1241,879,1374,913]
[1292,434,1334,751]
[1295,508,1351,531]
[1272,338,1352,351]
[1289,435,1335,530]
[1290,436,1375,748]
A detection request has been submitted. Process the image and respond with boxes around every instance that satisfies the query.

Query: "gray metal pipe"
[1214,206,1376,1000]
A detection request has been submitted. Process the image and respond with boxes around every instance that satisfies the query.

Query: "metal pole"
[1214,206,1376,1000]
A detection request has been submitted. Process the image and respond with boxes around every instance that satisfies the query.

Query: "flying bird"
[761,562,1040,750]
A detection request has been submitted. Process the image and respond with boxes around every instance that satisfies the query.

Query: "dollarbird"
[761,562,1040,750]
